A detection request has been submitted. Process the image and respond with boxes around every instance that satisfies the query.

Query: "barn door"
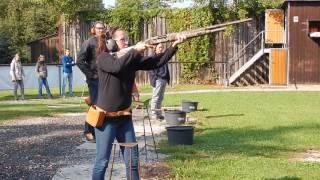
[270,48,287,85]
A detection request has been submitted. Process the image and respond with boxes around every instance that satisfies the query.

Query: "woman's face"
[114,30,129,50]
[155,44,164,54]
[94,23,106,37]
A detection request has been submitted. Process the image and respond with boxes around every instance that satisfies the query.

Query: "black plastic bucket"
[182,100,198,112]
[164,110,186,126]
[166,126,194,145]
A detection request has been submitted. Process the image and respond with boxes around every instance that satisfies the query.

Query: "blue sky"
[103,0,194,8]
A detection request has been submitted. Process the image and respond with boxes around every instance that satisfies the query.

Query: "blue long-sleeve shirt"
[61,55,75,73]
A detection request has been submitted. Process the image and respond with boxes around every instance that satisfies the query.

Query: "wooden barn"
[224,0,320,86]
[283,0,320,84]
[27,17,91,63]
[27,34,60,63]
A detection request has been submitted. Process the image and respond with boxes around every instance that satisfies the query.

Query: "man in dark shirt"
[149,43,169,120]
[77,21,106,142]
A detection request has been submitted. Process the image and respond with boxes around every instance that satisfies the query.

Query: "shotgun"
[110,18,252,58]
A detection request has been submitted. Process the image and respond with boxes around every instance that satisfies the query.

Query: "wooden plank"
[270,48,287,85]
[265,9,285,44]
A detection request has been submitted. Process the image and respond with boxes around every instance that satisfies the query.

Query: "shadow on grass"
[0,123,84,179]
[160,124,320,160]
[195,108,209,112]
[0,103,86,122]
[265,177,302,180]
[205,113,244,119]
[0,91,88,101]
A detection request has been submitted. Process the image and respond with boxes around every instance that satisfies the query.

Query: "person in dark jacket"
[148,43,170,120]
[35,54,52,99]
[91,32,186,180]
[110,28,140,101]
[61,48,75,98]
[77,21,106,142]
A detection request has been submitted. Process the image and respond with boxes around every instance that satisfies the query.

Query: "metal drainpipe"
[58,65,62,96]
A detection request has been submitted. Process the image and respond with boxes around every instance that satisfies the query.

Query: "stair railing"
[225,31,265,85]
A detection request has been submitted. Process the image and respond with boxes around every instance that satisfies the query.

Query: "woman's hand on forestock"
[172,33,187,47]
[134,42,154,53]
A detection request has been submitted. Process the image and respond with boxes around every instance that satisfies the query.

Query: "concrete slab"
[52,110,169,179]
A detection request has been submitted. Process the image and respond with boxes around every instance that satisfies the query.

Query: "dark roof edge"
[282,0,320,9]
[27,33,58,45]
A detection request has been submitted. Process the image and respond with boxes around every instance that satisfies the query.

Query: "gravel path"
[0,110,169,180]
[0,113,86,180]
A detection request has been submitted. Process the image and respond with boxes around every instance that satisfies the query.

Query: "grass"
[0,86,89,122]
[138,84,221,93]
[157,92,320,179]
[1,86,320,179]
[0,84,216,121]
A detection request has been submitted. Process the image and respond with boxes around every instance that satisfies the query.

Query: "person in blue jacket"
[61,48,75,97]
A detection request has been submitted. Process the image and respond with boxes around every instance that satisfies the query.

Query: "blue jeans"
[151,79,167,117]
[85,78,98,135]
[38,77,52,98]
[13,80,24,100]
[92,116,139,180]
[62,72,73,96]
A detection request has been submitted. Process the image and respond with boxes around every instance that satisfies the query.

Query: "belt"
[96,106,131,117]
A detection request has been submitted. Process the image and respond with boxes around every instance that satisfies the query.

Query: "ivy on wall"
[166,7,214,83]
[106,0,284,83]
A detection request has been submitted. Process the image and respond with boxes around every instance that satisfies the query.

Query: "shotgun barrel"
[115,18,252,58]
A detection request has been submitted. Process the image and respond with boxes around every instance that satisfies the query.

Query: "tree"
[0,35,14,64]
[0,0,106,63]
[0,0,59,62]
[108,0,171,42]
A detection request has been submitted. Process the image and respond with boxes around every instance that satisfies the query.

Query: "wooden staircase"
[226,31,282,86]
[232,53,270,86]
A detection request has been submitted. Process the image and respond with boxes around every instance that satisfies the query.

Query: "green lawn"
[1,87,320,179]
[0,86,89,122]
[0,84,217,121]
[158,92,320,179]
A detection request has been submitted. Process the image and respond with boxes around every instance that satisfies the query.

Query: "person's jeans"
[13,80,24,100]
[38,77,52,98]
[92,116,139,180]
[85,78,98,135]
[62,72,73,96]
[151,79,167,117]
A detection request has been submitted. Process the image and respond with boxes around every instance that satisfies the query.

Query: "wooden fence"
[135,16,181,85]
[213,20,260,84]
[135,17,260,85]
[28,15,260,85]
[60,17,91,63]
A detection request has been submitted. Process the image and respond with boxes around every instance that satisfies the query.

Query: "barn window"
[309,21,320,38]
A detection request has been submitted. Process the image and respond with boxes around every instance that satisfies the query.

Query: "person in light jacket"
[10,53,25,100]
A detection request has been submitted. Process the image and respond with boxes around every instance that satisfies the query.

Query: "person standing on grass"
[77,21,106,142]
[10,53,25,100]
[149,43,170,120]
[61,48,75,98]
[35,54,53,99]
[92,30,186,179]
